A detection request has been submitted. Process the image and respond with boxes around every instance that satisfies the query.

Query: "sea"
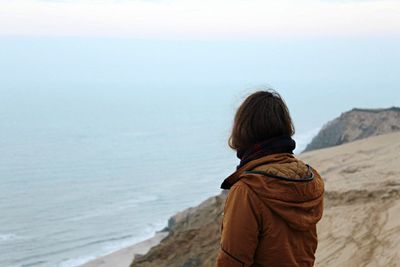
[0,86,317,267]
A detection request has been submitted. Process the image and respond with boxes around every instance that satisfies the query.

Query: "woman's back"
[216,153,324,267]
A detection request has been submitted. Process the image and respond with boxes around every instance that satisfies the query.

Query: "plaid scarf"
[236,135,296,170]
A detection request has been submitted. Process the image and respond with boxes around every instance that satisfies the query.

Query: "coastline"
[79,231,169,267]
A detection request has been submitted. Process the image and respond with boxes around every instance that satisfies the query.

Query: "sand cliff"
[304,107,400,152]
[131,132,400,267]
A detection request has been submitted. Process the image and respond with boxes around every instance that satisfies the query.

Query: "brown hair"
[228,90,295,151]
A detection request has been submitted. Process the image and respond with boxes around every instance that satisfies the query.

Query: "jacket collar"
[236,136,295,169]
[221,153,294,189]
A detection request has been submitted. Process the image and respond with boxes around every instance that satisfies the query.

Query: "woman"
[216,90,324,267]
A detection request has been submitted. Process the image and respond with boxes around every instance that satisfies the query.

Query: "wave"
[0,233,22,242]
[21,260,47,267]
[58,255,97,267]
[57,222,166,267]
[19,234,134,263]
[67,194,160,222]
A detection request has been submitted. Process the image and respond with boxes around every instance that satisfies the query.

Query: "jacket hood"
[221,153,324,231]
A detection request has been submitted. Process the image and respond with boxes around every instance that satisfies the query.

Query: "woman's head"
[229,90,295,152]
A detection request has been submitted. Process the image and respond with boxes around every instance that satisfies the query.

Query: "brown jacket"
[216,153,324,267]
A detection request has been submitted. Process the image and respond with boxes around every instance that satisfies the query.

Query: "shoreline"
[79,231,169,267]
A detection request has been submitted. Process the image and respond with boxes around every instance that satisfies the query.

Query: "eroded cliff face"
[131,132,400,267]
[304,107,400,152]
[132,193,227,267]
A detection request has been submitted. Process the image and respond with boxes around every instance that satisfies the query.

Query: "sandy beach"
[79,231,168,267]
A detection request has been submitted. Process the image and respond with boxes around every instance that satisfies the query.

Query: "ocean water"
[0,86,315,267]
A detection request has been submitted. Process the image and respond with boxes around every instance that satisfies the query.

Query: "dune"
[301,132,400,266]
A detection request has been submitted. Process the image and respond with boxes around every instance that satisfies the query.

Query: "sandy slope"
[301,132,400,266]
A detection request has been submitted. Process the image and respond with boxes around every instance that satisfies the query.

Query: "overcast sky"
[1,0,399,135]
[1,0,400,39]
